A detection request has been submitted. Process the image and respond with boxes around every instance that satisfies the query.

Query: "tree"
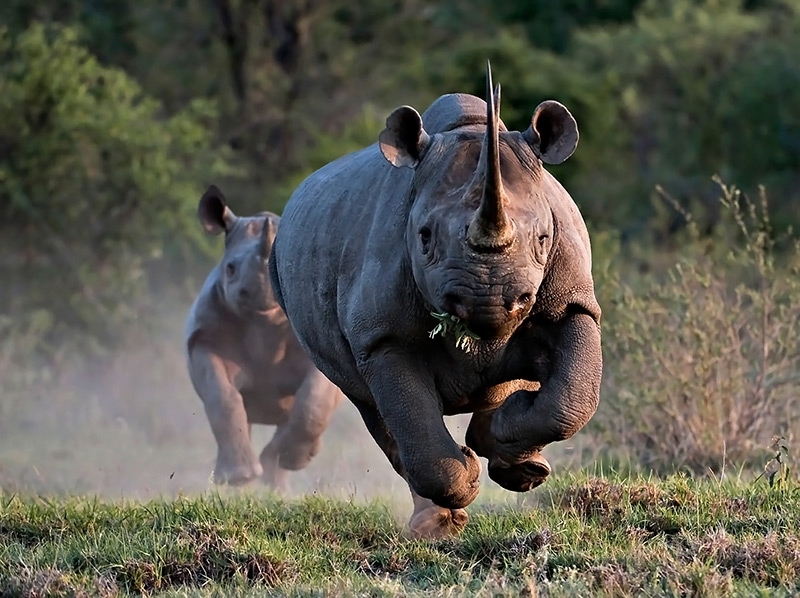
[0,24,234,353]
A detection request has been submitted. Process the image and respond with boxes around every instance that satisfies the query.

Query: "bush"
[597,179,800,474]
[0,23,234,356]
[422,0,800,235]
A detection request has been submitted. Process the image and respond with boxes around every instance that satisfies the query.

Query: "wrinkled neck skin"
[405,131,555,360]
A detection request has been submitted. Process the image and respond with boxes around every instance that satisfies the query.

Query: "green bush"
[0,23,234,356]
[597,179,800,474]
[422,0,800,234]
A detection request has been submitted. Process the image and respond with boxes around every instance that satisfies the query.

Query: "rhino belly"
[242,390,293,426]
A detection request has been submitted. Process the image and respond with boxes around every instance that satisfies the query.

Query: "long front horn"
[467,62,514,251]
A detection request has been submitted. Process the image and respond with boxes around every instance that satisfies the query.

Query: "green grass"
[1,472,798,597]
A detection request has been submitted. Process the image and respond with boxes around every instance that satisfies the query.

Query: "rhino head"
[378,66,579,341]
[198,185,280,316]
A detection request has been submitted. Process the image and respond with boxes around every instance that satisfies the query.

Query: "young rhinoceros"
[186,185,342,490]
[269,66,602,538]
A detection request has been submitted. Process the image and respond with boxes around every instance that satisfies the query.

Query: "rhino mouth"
[465,311,525,340]
[434,288,534,341]
[428,301,529,350]
[234,293,281,315]
[428,311,481,353]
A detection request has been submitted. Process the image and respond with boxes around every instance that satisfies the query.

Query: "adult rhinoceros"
[269,66,601,538]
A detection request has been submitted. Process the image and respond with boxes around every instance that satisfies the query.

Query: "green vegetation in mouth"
[428,311,481,353]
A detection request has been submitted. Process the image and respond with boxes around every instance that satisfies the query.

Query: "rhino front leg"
[360,349,481,514]
[466,409,551,492]
[352,399,470,539]
[491,312,602,469]
[188,347,262,486]
[265,368,343,472]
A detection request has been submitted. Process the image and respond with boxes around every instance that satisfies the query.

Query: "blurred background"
[0,0,798,501]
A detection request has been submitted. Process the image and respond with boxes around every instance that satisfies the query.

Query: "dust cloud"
[0,299,584,509]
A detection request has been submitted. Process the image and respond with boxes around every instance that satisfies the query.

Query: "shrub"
[0,23,234,357]
[597,179,800,474]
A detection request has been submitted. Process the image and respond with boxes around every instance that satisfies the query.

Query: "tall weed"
[597,179,800,474]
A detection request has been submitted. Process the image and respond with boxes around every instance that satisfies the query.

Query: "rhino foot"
[408,504,469,540]
[488,452,551,492]
[277,436,322,471]
[212,458,263,487]
[212,447,263,486]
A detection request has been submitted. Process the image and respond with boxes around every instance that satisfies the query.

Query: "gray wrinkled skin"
[270,69,601,537]
[186,185,342,490]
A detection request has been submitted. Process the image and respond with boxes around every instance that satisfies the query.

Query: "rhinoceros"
[269,66,601,537]
[186,185,342,491]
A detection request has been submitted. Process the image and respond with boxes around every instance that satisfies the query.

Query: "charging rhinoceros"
[186,185,342,491]
[269,66,601,537]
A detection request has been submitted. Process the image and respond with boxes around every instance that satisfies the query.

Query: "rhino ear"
[524,100,579,165]
[379,106,430,169]
[198,185,237,235]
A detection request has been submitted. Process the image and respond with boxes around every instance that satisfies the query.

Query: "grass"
[1,472,798,597]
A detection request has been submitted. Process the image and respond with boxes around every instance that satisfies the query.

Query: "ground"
[1,473,799,597]
[1,323,798,596]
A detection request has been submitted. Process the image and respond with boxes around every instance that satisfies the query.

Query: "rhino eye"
[225,262,236,276]
[538,234,549,247]
[419,227,432,253]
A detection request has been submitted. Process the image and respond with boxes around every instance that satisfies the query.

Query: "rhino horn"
[258,215,272,259]
[467,63,514,251]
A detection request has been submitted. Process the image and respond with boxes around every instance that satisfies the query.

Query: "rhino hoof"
[212,461,263,487]
[488,453,551,492]
[408,505,469,540]
[278,437,322,471]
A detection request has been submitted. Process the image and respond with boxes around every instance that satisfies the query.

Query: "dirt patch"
[0,567,118,598]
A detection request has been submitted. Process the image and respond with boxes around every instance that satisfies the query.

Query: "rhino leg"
[188,347,262,486]
[491,313,601,465]
[264,368,343,472]
[466,410,551,492]
[352,399,469,539]
[359,351,482,513]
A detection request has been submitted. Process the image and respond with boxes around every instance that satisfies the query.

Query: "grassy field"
[1,472,798,597]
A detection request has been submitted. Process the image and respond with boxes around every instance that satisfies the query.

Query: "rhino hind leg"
[466,410,551,493]
[258,442,291,493]
[264,369,342,473]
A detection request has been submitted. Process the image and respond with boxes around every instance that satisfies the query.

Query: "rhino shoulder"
[184,269,230,351]
[536,177,601,324]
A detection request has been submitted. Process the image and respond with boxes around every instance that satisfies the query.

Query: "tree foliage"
[0,0,797,388]
[0,23,233,352]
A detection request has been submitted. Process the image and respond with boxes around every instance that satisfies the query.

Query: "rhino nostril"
[239,288,250,299]
[443,293,470,320]
[509,292,533,315]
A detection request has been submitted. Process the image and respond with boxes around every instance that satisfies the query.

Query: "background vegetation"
[1,1,799,595]
[0,0,798,510]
